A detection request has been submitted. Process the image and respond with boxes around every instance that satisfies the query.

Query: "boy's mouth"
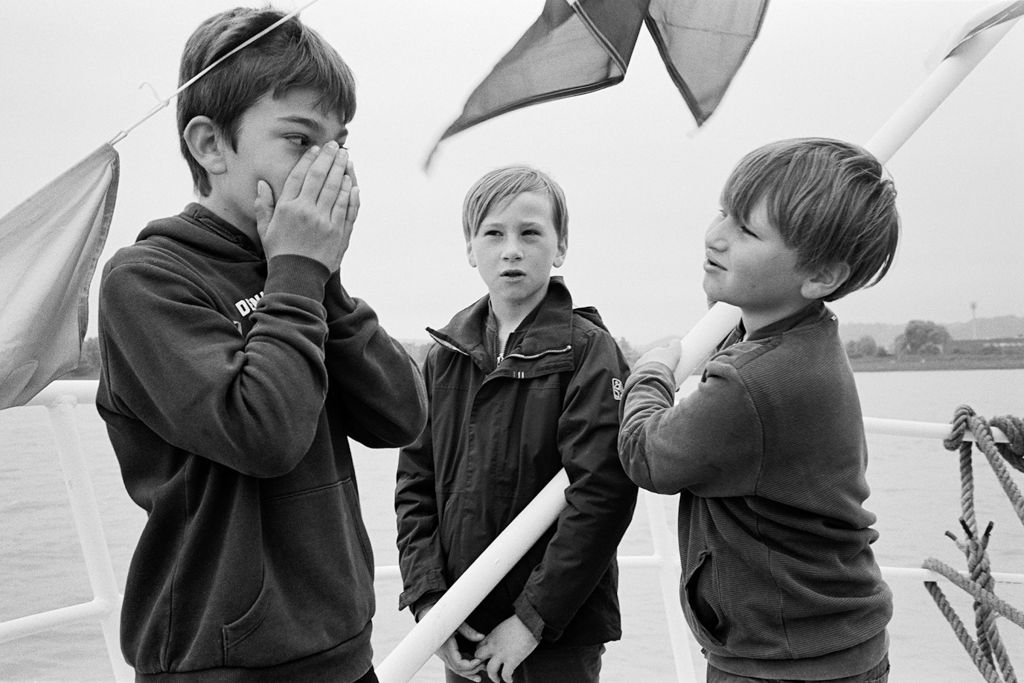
[500,269,526,278]
[704,256,725,271]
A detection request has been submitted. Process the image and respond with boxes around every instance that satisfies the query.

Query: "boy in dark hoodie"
[395,166,637,683]
[95,7,426,681]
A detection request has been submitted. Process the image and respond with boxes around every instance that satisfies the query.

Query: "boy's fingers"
[298,143,339,201]
[456,623,485,641]
[254,180,274,237]
[280,145,320,199]
[334,177,360,228]
[344,158,358,188]
[318,151,347,210]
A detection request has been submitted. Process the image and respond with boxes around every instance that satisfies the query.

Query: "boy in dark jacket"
[618,138,899,682]
[395,166,637,683]
[95,7,426,681]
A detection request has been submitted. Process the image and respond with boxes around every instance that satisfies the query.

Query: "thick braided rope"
[931,405,1024,681]
[991,414,1024,473]
[922,558,1024,628]
[925,581,1002,683]
[964,413,1023,681]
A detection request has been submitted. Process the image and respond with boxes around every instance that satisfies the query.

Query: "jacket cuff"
[265,254,331,302]
[398,569,448,612]
[412,593,444,622]
[513,593,549,642]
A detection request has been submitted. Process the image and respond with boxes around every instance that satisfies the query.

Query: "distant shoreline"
[848,355,1024,373]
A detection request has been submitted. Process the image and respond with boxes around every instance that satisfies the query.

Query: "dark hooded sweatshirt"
[95,204,427,681]
[395,278,637,647]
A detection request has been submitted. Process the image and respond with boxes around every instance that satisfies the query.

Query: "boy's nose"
[502,238,523,260]
[705,217,728,251]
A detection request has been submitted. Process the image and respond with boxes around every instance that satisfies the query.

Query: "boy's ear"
[800,261,851,300]
[553,238,567,268]
[182,116,227,177]
[466,241,476,268]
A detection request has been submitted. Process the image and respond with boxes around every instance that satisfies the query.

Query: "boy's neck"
[197,196,261,250]
[740,299,816,339]
[489,288,548,349]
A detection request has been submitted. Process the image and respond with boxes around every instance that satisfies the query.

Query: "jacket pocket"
[221,478,374,667]
[683,549,726,647]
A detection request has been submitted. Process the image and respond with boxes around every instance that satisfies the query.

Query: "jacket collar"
[729,301,834,344]
[428,277,574,361]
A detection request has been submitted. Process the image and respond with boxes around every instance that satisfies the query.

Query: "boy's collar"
[432,277,573,354]
[738,301,832,342]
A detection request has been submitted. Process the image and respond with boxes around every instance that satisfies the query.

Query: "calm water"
[2,369,1024,682]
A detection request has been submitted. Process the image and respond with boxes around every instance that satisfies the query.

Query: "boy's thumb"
[254,180,273,234]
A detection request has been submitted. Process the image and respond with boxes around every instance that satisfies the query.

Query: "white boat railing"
[2,379,1023,682]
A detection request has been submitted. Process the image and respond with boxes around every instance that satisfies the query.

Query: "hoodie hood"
[136,203,263,263]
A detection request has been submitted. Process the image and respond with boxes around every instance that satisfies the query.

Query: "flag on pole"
[0,144,118,409]
[425,0,769,166]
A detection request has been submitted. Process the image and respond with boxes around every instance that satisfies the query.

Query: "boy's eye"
[285,135,310,147]
[739,224,757,237]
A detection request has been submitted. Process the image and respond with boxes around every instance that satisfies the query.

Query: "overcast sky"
[1,0,1021,344]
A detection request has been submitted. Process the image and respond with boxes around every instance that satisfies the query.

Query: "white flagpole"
[375,470,570,683]
[865,13,1018,161]
[375,9,1019,683]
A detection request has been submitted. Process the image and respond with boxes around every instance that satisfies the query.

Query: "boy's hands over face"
[474,615,539,683]
[254,141,360,271]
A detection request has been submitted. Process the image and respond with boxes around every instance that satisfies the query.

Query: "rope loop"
[944,404,975,450]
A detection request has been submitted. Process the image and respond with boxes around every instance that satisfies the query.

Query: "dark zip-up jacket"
[95,203,427,681]
[618,303,891,679]
[395,278,637,646]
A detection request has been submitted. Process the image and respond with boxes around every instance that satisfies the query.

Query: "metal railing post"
[44,393,133,683]
[642,489,698,682]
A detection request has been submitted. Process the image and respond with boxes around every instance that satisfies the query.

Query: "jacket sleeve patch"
[611,377,623,401]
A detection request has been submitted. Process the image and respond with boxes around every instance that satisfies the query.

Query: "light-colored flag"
[0,144,118,409]
[426,0,769,166]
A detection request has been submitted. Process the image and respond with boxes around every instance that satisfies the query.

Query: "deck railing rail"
[2,380,1022,682]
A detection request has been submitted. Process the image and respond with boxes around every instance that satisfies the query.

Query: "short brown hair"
[177,7,357,196]
[721,137,900,301]
[462,166,569,247]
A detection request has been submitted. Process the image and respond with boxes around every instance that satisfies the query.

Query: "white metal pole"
[863,416,1007,443]
[376,470,570,683]
[865,16,1018,162]
[45,395,133,683]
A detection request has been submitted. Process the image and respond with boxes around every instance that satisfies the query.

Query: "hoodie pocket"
[221,478,374,667]
[683,549,726,648]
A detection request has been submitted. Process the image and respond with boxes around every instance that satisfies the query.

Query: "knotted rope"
[924,405,1024,682]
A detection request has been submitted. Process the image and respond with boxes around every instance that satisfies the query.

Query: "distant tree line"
[847,320,952,358]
